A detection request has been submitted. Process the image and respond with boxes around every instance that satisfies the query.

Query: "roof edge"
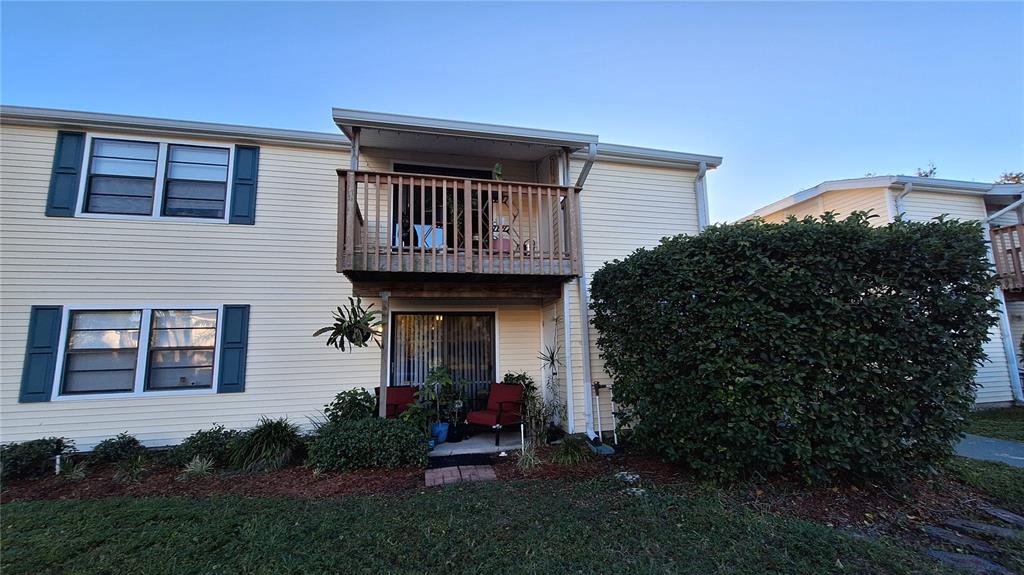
[0,105,350,150]
[580,142,722,169]
[743,175,1008,221]
[332,107,598,149]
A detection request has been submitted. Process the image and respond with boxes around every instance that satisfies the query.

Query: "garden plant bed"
[0,464,424,503]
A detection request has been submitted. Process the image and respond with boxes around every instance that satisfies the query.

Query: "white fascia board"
[582,142,722,170]
[744,175,1001,221]
[332,107,598,149]
[0,105,350,150]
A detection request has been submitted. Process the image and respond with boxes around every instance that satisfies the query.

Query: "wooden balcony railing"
[337,170,580,276]
[991,224,1024,292]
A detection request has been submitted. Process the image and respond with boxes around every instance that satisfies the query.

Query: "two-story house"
[0,106,721,450]
[746,175,1024,407]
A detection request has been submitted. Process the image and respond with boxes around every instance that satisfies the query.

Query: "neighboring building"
[0,105,721,449]
[746,175,1024,406]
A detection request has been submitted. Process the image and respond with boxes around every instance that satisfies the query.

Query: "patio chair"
[376,386,417,418]
[466,383,523,446]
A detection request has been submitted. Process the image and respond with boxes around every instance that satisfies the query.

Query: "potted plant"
[423,367,454,443]
[312,297,383,351]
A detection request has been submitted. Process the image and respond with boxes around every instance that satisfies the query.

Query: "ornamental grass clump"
[228,417,303,472]
[590,212,998,484]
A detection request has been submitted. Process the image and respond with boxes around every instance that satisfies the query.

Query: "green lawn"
[945,456,1024,513]
[2,478,949,575]
[966,407,1024,442]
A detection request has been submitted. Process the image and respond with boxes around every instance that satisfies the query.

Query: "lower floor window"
[60,307,219,395]
[390,312,495,397]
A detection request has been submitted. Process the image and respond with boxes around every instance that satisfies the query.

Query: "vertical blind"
[390,313,495,395]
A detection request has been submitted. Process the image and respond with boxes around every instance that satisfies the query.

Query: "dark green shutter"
[46,132,86,217]
[217,305,250,393]
[19,306,63,402]
[229,146,259,224]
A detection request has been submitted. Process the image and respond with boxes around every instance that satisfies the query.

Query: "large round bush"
[590,213,998,483]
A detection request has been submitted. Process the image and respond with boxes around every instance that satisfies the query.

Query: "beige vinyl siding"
[497,304,542,385]
[1005,301,1024,360]
[901,190,1016,404]
[760,187,892,225]
[0,124,556,448]
[987,208,1020,228]
[566,159,701,434]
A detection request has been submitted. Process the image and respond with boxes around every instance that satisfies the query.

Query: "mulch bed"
[1,465,423,504]
[0,446,1001,547]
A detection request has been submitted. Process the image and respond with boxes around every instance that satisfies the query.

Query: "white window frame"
[75,132,236,224]
[50,304,225,401]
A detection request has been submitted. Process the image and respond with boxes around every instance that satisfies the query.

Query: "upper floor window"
[163,145,229,218]
[81,136,233,221]
[85,139,159,215]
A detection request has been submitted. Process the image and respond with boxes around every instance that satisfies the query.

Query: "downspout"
[695,161,710,231]
[893,181,912,216]
[565,145,599,440]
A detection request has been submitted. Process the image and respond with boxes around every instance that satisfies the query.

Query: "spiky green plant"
[516,442,542,472]
[113,455,147,484]
[178,455,214,481]
[228,417,303,472]
[313,297,383,352]
[551,436,591,466]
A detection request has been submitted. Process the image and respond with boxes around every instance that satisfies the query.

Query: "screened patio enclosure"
[389,312,496,401]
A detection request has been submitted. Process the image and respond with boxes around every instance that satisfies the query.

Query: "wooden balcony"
[991,224,1024,294]
[337,170,581,283]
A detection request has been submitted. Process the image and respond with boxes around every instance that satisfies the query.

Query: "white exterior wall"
[902,191,1017,404]
[0,124,546,448]
[761,187,892,225]
[567,159,702,435]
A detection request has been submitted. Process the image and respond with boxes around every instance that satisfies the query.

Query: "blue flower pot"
[431,422,450,444]
[427,438,436,451]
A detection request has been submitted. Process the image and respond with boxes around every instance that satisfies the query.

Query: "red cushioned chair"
[466,383,524,446]
[376,386,417,418]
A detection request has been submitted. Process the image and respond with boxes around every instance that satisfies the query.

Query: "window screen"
[62,310,141,394]
[162,145,229,218]
[84,139,159,215]
[146,309,218,389]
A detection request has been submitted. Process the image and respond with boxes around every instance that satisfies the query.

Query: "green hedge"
[307,418,428,472]
[590,213,998,483]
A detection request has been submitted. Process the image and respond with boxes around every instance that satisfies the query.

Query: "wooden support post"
[345,171,356,269]
[463,179,472,273]
[377,291,391,418]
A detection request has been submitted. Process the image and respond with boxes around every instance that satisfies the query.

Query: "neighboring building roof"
[0,105,350,150]
[745,175,1019,220]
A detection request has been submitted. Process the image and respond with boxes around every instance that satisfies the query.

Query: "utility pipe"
[893,181,912,217]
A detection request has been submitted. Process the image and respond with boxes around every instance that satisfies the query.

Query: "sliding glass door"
[390,312,495,398]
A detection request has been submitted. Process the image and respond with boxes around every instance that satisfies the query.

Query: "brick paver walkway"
[424,465,497,487]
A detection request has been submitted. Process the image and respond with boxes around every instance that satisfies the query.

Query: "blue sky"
[2,1,1021,222]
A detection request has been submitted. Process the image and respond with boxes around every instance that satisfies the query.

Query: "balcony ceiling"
[333,108,597,162]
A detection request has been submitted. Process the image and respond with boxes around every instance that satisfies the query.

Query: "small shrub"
[228,417,303,472]
[60,459,88,482]
[323,388,376,424]
[551,436,591,466]
[113,455,147,484]
[307,418,428,472]
[178,455,215,481]
[0,437,75,481]
[517,442,543,471]
[92,432,144,463]
[171,425,240,467]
